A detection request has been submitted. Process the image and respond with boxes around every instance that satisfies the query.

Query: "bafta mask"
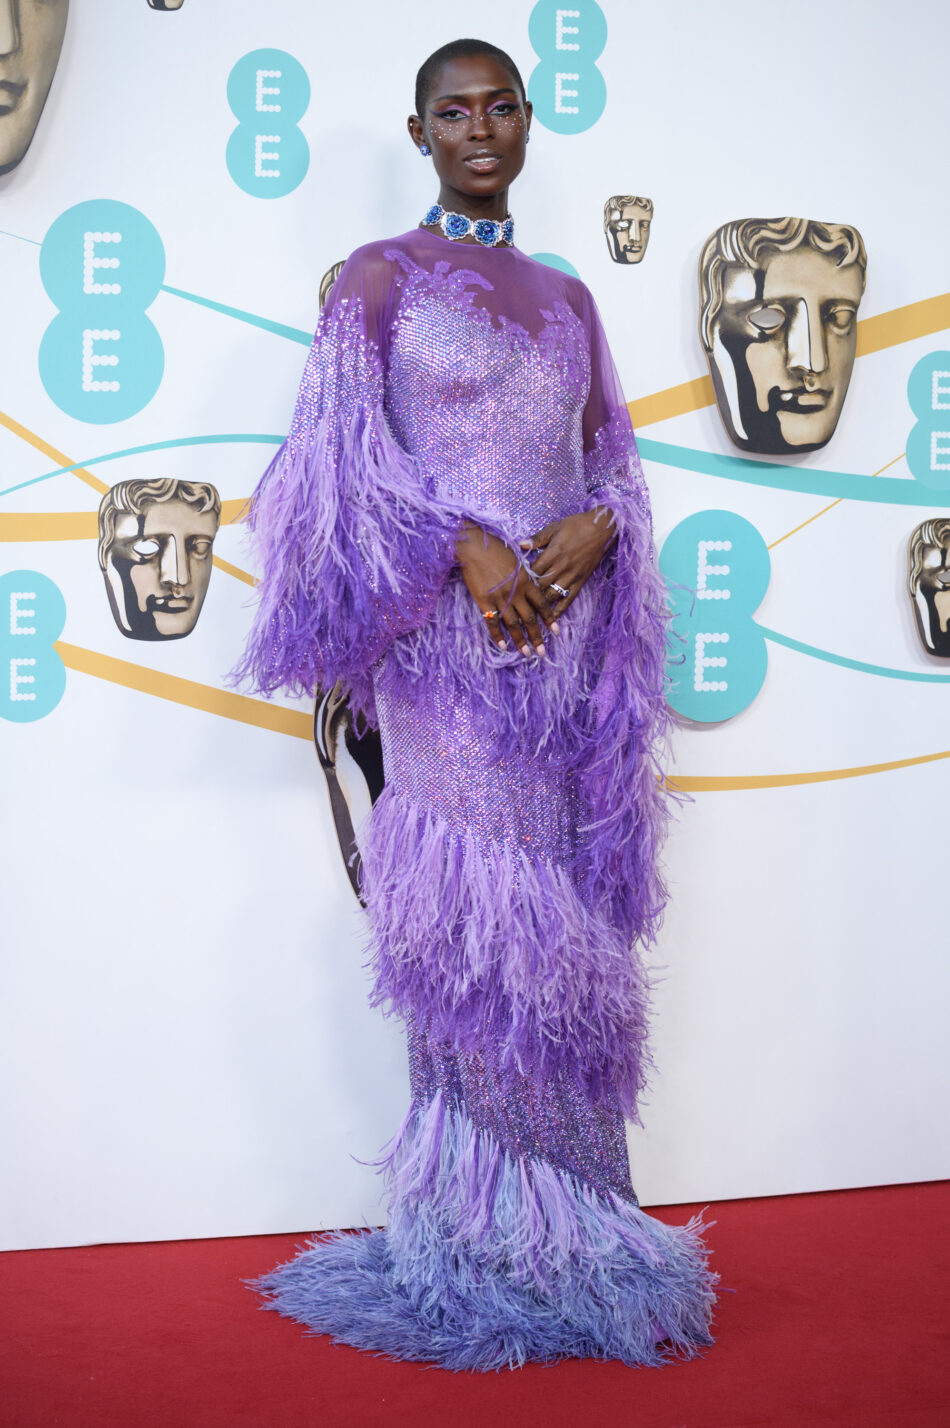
[147,1,184,8]
[319,259,345,310]
[313,682,384,903]
[98,479,220,641]
[603,195,653,265]
[908,517,950,657]
[0,0,69,176]
[699,217,867,455]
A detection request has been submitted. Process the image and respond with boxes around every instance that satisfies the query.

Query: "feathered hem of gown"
[244,1094,719,1372]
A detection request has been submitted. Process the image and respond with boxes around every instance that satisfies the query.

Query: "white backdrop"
[1,0,948,1251]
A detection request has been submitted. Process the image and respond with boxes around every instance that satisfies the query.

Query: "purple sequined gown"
[237,228,718,1369]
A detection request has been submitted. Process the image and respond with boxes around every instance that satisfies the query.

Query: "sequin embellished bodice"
[357,242,595,873]
[382,247,591,532]
[234,229,720,1372]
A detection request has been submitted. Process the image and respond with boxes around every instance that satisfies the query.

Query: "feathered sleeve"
[580,288,652,517]
[232,245,471,718]
[572,285,674,944]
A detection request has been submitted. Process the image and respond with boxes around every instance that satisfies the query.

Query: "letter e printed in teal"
[39,200,165,424]
[0,570,66,723]
[906,351,950,492]
[528,0,608,134]
[227,49,310,198]
[659,510,770,723]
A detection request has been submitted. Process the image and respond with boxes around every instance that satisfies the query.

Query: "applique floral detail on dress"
[384,248,590,392]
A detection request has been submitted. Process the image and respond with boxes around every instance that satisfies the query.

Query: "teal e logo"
[530,251,580,278]
[528,0,608,134]
[659,510,771,723]
[39,200,165,424]
[226,49,310,198]
[906,351,950,492]
[0,570,66,723]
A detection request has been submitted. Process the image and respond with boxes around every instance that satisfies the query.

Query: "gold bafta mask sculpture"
[909,518,950,657]
[98,479,220,641]
[313,684,384,904]
[699,217,867,455]
[603,195,653,265]
[319,260,345,309]
[0,0,69,176]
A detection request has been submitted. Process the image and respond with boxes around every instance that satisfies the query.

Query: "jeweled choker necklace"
[421,203,514,247]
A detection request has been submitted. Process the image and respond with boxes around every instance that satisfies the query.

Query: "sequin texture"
[236,229,718,1369]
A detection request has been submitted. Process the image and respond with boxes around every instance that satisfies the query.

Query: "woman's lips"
[463,154,502,173]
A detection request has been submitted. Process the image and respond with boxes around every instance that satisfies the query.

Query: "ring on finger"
[483,608,499,619]
[548,582,571,600]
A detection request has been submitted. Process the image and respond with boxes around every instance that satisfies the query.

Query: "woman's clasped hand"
[454,506,617,658]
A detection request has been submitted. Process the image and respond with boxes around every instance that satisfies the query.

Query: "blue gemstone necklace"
[421,203,514,248]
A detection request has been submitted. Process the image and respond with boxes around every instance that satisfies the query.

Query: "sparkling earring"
[419,143,431,157]
[526,131,531,144]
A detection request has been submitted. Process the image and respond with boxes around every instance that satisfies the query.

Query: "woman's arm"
[516,506,617,621]
[454,521,560,659]
[233,244,513,708]
[468,277,641,637]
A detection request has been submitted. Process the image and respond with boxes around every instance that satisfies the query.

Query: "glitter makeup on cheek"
[426,108,525,146]
[427,118,459,143]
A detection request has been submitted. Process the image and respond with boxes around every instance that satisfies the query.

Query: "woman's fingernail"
[520,644,530,657]
[496,639,507,651]
[535,644,546,658]
[550,621,560,635]
[519,539,532,550]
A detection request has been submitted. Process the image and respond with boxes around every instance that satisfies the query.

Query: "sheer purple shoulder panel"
[231,247,516,712]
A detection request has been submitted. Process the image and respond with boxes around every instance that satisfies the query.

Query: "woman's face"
[412,53,531,205]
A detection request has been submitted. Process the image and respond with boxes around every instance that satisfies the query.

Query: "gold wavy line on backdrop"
[4,290,948,549]
[666,748,950,792]
[0,409,108,495]
[209,551,256,586]
[55,641,311,740]
[0,495,250,544]
[55,638,950,789]
[9,290,950,772]
[0,408,254,579]
[627,291,950,427]
[767,451,906,549]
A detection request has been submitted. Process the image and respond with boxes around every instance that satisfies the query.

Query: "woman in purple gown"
[236,38,718,1370]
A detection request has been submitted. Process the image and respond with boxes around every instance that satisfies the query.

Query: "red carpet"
[1,1181,946,1427]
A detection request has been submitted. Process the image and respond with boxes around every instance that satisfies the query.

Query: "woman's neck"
[435,185,510,224]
